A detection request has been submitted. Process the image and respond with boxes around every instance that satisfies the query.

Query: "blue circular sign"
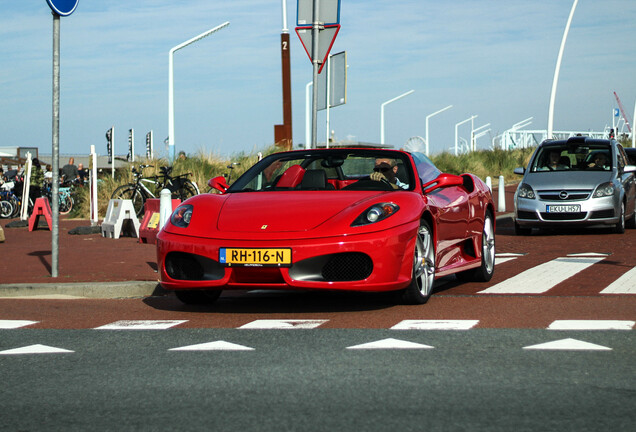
[46,0,79,16]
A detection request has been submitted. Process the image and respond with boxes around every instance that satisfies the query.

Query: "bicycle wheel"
[174,180,198,202]
[111,185,145,217]
[0,200,13,218]
[58,194,73,215]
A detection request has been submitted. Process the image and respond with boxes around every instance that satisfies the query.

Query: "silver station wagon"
[513,136,636,235]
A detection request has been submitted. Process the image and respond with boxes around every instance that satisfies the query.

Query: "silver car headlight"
[592,182,615,198]
[170,205,193,228]
[517,183,536,199]
[352,203,399,227]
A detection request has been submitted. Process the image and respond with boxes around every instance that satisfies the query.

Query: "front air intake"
[321,253,373,281]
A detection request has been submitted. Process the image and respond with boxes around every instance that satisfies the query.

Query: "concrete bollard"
[498,175,506,212]
[159,188,172,230]
[485,176,492,191]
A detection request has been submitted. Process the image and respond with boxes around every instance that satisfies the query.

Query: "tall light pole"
[472,123,491,151]
[380,90,414,145]
[168,21,229,160]
[455,115,477,156]
[547,0,578,139]
[425,104,452,156]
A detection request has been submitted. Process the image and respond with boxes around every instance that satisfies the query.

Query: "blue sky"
[1,1,635,159]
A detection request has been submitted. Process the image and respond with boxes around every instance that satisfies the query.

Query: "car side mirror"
[421,173,464,194]
[514,167,525,175]
[624,165,636,173]
[208,175,229,193]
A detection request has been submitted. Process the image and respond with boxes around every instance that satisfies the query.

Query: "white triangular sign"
[347,338,434,350]
[0,344,74,355]
[169,341,254,351]
[523,338,611,351]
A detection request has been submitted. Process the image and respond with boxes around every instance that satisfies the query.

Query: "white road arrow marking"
[94,320,187,330]
[0,320,38,329]
[391,320,479,330]
[238,319,327,329]
[523,338,611,351]
[600,267,636,294]
[478,256,606,294]
[347,338,434,350]
[548,320,635,330]
[0,344,74,355]
[169,341,254,351]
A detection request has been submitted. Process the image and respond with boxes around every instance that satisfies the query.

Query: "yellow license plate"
[219,248,292,267]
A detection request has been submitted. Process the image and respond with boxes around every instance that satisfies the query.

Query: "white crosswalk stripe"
[478,256,606,294]
[600,266,636,294]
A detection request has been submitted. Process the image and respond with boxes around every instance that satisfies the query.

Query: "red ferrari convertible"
[157,148,495,305]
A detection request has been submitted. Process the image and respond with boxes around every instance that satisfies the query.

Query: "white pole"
[169,21,230,161]
[281,0,288,33]
[380,90,414,145]
[111,126,115,179]
[20,153,32,221]
[547,0,578,139]
[425,104,452,156]
[455,115,477,156]
[305,82,312,149]
[89,145,98,226]
[633,99,635,148]
[472,123,491,151]
[498,175,506,213]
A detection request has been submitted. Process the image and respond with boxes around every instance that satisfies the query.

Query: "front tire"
[614,201,626,234]
[401,221,435,305]
[175,290,222,305]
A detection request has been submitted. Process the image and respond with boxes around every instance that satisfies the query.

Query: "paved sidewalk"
[0,218,160,297]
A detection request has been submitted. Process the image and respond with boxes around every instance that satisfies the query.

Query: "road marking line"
[547,320,635,330]
[94,320,187,330]
[600,267,636,294]
[566,252,610,257]
[523,338,611,351]
[346,338,434,350]
[169,341,254,351]
[478,256,606,294]
[0,320,38,329]
[238,319,328,329]
[495,253,525,265]
[391,320,479,330]
[0,344,74,355]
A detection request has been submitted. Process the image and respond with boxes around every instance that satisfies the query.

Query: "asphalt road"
[1,329,634,432]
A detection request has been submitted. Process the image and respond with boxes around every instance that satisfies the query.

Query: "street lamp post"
[455,115,477,156]
[168,21,230,161]
[547,0,578,139]
[381,90,414,146]
[425,105,452,156]
[472,123,491,151]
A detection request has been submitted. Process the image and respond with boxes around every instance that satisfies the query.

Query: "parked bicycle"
[41,181,74,215]
[111,165,200,217]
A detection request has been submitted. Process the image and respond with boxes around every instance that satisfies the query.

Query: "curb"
[0,281,165,299]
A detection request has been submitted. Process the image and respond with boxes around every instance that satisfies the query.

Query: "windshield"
[227,149,415,192]
[529,143,612,172]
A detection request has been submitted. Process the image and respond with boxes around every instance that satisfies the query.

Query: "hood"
[217,191,381,233]
[523,170,613,189]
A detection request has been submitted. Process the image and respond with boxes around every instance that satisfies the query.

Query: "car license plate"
[546,204,580,213]
[219,248,292,267]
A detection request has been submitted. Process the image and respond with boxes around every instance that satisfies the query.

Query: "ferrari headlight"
[593,182,615,198]
[352,203,399,227]
[170,205,193,228]
[517,183,536,200]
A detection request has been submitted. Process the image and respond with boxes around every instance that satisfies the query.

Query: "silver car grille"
[537,189,592,201]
